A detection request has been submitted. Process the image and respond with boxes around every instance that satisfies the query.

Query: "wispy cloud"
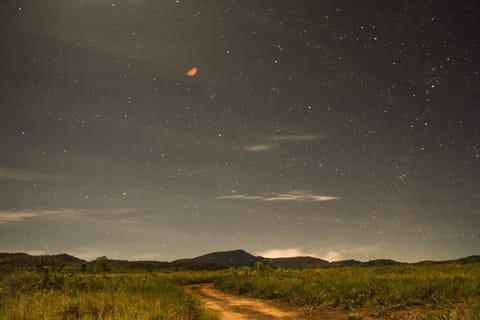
[242,145,274,152]
[256,247,318,258]
[0,209,81,223]
[241,134,322,152]
[0,167,58,181]
[0,208,140,224]
[218,191,338,202]
[217,194,265,200]
[263,192,338,202]
[268,135,323,142]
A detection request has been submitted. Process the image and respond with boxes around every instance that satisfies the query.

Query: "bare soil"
[188,284,350,320]
[189,284,436,320]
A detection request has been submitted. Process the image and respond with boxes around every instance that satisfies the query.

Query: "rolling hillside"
[1,250,479,272]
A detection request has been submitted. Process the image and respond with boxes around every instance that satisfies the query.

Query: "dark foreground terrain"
[1,251,479,319]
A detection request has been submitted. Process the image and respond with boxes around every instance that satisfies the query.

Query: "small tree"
[94,256,111,273]
[80,262,87,274]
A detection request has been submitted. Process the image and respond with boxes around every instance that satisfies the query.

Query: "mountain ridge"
[1,250,479,272]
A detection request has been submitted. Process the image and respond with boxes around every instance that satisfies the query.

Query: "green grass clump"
[165,269,230,286]
[214,262,480,313]
[0,272,217,320]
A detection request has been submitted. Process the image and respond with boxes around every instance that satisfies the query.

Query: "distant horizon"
[2,248,479,264]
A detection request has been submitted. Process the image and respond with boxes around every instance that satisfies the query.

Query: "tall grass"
[215,262,480,314]
[165,269,230,286]
[0,272,217,320]
[3,263,479,319]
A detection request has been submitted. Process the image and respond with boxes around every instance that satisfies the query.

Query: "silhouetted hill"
[0,253,33,270]
[365,259,401,266]
[178,250,330,269]
[176,249,258,268]
[51,254,85,264]
[0,252,86,272]
[416,255,480,265]
[330,259,363,267]
[451,255,480,264]
[330,259,401,267]
[1,251,479,272]
[261,256,330,268]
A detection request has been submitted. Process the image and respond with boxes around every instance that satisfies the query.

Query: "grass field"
[215,262,480,319]
[1,262,480,319]
[0,271,217,320]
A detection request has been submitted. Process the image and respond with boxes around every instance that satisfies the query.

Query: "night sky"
[1,1,479,262]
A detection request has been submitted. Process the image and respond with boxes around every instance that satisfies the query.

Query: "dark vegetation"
[216,262,480,319]
[0,271,218,320]
[1,250,480,319]
[2,250,479,273]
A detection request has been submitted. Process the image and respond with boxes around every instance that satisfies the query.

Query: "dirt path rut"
[188,284,347,320]
[189,284,428,320]
[189,284,300,319]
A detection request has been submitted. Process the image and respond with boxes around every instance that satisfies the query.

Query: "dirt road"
[189,284,429,320]
[188,284,348,320]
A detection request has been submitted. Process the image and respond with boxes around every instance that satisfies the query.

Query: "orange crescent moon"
[186,67,198,77]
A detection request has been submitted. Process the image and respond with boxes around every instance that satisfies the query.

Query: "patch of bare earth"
[189,284,443,320]
[188,284,349,320]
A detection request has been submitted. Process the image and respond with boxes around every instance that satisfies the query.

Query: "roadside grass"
[214,262,480,319]
[0,271,217,320]
[2,262,479,319]
[165,269,231,286]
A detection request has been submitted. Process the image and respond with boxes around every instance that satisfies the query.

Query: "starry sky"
[1,0,479,262]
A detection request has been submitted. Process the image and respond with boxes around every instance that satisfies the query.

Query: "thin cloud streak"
[242,145,274,152]
[0,167,58,182]
[0,208,137,224]
[0,209,81,223]
[241,135,322,152]
[218,191,338,202]
[217,194,265,200]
